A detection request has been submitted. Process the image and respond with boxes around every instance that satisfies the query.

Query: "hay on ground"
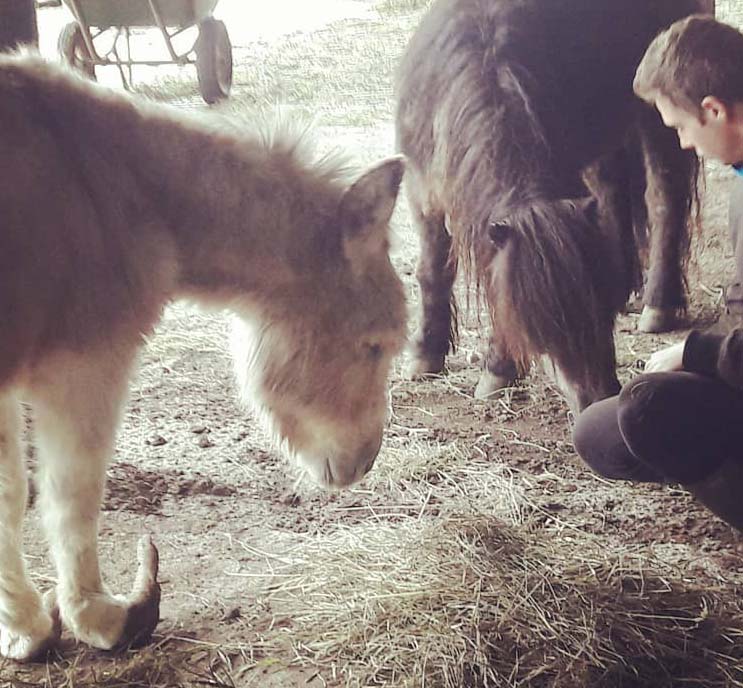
[266,509,743,688]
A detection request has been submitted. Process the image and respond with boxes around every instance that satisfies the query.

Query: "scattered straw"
[264,513,743,688]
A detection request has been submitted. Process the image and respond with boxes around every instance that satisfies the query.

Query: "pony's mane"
[414,2,555,294]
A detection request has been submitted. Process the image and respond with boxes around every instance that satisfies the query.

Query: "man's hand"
[644,340,686,373]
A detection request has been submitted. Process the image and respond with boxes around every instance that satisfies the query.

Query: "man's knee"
[616,374,680,474]
[617,373,661,419]
[572,397,614,465]
[572,396,660,482]
[617,372,729,483]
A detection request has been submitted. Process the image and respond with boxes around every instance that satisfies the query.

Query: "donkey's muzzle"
[326,434,383,488]
[359,434,384,477]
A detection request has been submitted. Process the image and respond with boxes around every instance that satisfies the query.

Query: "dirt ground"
[4,2,743,687]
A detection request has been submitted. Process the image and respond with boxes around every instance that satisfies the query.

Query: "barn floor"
[3,1,743,687]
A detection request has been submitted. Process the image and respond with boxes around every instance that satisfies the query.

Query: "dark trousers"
[573,372,743,485]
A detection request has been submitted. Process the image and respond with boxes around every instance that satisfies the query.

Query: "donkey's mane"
[1,50,357,193]
[0,50,361,276]
[250,115,359,187]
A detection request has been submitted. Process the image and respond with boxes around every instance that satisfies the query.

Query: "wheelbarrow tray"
[62,0,219,28]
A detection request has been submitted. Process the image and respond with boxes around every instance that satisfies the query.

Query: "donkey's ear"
[340,156,405,264]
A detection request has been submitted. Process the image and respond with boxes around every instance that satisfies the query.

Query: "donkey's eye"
[365,343,383,361]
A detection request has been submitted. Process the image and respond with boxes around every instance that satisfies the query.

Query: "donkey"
[0,52,406,662]
[396,0,712,412]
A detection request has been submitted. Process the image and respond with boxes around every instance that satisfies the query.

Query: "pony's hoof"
[0,607,61,662]
[406,353,445,379]
[638,305,676,333]
[474,370,515,399]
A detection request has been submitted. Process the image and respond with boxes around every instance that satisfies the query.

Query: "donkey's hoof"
[0,607,61,662]
[61,536,161,651]
[117,536,161,650]
[474,370,515,399]
[406,353,445,379]
[638,305,676,333]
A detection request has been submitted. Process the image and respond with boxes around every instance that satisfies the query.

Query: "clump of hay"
[267,513,743,687]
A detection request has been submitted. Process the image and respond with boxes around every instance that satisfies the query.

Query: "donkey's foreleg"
[31,349,160,652]
[638,108,697,333]
[0,393,60,661]
[408,206,457,378]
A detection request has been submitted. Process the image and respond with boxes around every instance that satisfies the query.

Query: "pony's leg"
[408,203,456,377]
[30,347,160,651]
[0,392,60,661]
[637,107,697,333]
[582,146,640,309]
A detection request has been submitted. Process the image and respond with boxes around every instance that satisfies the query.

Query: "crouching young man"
[573,15,743,529]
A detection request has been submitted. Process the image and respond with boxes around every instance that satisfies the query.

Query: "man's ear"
[701,95,730,121]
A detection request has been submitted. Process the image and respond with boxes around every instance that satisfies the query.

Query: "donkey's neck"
[126,112,344,302]
[5,55,344,319]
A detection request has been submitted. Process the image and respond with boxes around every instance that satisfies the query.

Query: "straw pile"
[266,504,743,687]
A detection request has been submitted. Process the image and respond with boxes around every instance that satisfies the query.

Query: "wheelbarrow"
[58,0,232,104]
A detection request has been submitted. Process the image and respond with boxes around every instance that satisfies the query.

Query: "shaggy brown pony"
[0,52,406,662]
[397,0,711,412]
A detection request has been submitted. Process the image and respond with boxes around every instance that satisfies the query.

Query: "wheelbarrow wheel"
[57,21,96,80]
[196,18,232,104]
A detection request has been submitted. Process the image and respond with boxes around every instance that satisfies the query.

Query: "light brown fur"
[0,51,406,661]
